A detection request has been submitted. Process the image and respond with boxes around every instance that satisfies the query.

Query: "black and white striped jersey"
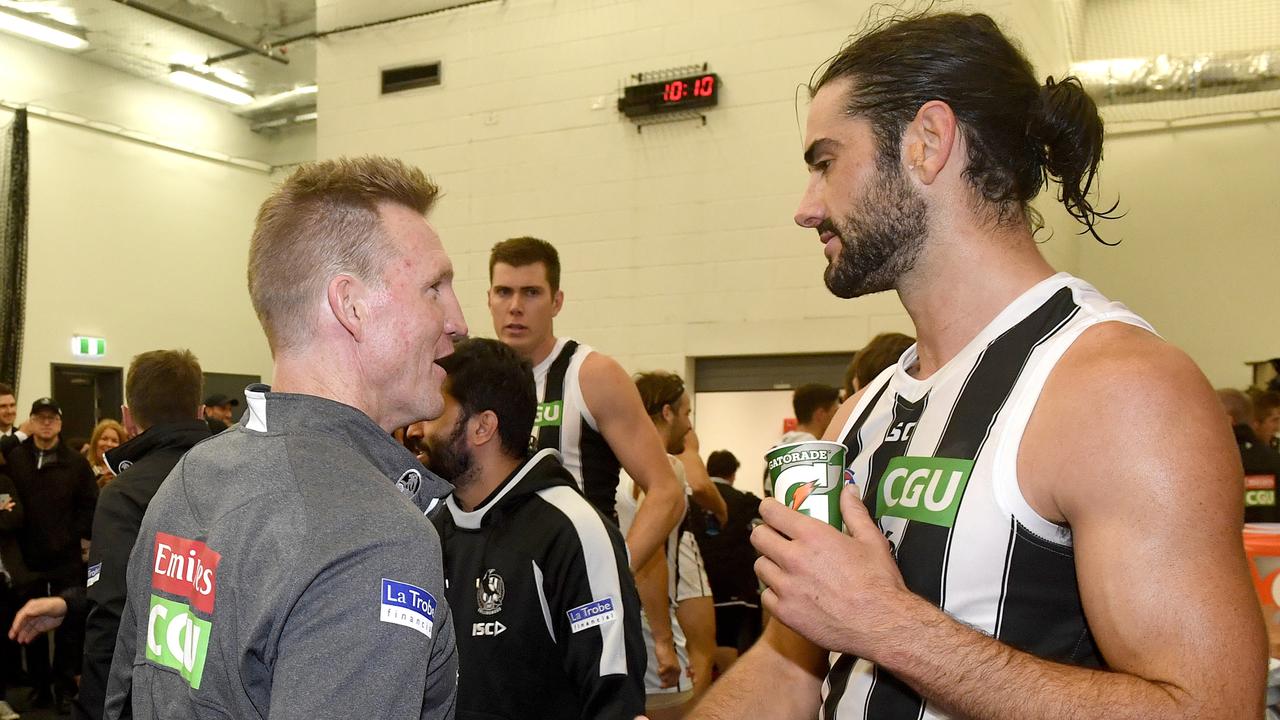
[822,274,1153,720]
[533,338,624,525]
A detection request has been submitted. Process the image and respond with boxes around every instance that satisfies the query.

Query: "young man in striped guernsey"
[487,237,684,574]
[489,237,688,686]
[425,338,644,720]
[694,12,1265,720]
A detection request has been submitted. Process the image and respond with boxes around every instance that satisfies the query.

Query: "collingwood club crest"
[396,469,422,498]
[476,569,504,616]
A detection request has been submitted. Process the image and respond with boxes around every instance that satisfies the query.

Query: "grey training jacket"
[103,385,457,720]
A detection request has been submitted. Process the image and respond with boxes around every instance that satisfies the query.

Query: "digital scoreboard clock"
[618,72,720,118]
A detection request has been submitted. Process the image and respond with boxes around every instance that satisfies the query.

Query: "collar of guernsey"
[241,383,453,512]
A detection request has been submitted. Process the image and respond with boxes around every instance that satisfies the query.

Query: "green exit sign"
[71,335,106,357]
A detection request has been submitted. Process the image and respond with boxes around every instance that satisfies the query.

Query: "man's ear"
[901,99,958,186]
[661,403,675,425]
[122,406,140,437]
[327,274,369,342]
[470,410,501,448]
[552,289,565,317]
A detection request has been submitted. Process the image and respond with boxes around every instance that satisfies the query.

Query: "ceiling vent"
[382,62,441,95]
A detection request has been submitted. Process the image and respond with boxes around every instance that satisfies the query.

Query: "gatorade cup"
[765,440,846,530]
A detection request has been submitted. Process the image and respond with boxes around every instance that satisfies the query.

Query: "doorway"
[50,363,124,447]
[692,352,852,497]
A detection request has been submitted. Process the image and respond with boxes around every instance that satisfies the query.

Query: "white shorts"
[674,530,712,603]
[640,605,690,694]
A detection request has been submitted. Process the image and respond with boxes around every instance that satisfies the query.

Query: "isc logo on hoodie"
[147,533,221,689]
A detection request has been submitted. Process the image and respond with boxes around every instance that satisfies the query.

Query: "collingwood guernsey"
[822,274,1153,720]
[533,338,623,524]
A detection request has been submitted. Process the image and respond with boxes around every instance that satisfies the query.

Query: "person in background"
[1219,389,1280,524]
[842,332,915,399]
[10,349,211,720]
[687,450,763,672]
[201,394,239,435]
[4,398,96,713]
[1249,390,1280,451]
[0,469,24,720]
[622,371,726,718]
[84,420,127,488]
[779,384,840,445]
[0,385,29,460]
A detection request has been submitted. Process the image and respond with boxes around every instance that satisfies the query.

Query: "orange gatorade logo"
[152,533,221,614]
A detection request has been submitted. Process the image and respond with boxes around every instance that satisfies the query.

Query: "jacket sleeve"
[75,457,99,541]
[78,484,139,720]
[267,530,458,720]
[545,500,646,720]
[101,525,145,720]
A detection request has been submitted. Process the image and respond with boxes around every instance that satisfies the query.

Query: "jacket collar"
[242,384,453,511]
[104,420,210,475]
[445,449,568,529]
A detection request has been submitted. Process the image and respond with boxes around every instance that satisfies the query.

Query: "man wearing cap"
[4,397,97,711]
[202,394,239,434]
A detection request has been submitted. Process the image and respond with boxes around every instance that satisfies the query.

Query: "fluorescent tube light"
[168,65,255,105]
[0,5,88,50]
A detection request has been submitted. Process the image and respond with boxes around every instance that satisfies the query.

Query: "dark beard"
[426,418,473,483]
[823,157,929,299]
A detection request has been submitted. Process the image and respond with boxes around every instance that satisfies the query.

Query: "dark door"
[50,363,124,446]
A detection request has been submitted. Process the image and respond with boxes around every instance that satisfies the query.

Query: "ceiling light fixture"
[0,5,88,50]
[168,65,255,105]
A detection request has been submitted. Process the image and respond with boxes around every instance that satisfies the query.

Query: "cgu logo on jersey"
[146,594,212,689]
[1246,474,1277,507]
[152,533,221,615]
[534,401,564,428]
[876,456,975,528]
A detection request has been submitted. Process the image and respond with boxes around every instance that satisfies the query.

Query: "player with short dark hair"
[425,338,645,720]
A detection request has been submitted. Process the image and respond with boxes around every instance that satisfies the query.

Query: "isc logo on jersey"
[877,457,975,528]
[534,401,564,428]
[146,533,221,689]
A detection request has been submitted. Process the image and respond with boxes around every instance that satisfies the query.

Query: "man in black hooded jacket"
[9,349,209,720]
[424,338,644,720]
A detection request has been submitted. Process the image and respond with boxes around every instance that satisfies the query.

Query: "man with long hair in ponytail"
[693,11,1264,720]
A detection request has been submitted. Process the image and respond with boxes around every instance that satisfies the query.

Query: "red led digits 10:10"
[662,75,715,103]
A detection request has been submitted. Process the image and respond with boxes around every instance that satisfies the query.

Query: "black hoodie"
[432,449,644,720]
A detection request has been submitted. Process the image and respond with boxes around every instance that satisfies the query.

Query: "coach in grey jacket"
[103,157,469,720]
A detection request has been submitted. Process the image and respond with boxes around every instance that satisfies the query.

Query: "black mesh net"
[0,108,29,392]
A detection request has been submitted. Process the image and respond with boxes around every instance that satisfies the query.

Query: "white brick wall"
[314,0,1088,377]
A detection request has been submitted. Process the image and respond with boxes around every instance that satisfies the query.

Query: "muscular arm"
[580,353,683,570]
[691,619,828,719]
[679,431,728,525]
[635,543,681,688]
[751,325,1266,720]
[690,395,863,720]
